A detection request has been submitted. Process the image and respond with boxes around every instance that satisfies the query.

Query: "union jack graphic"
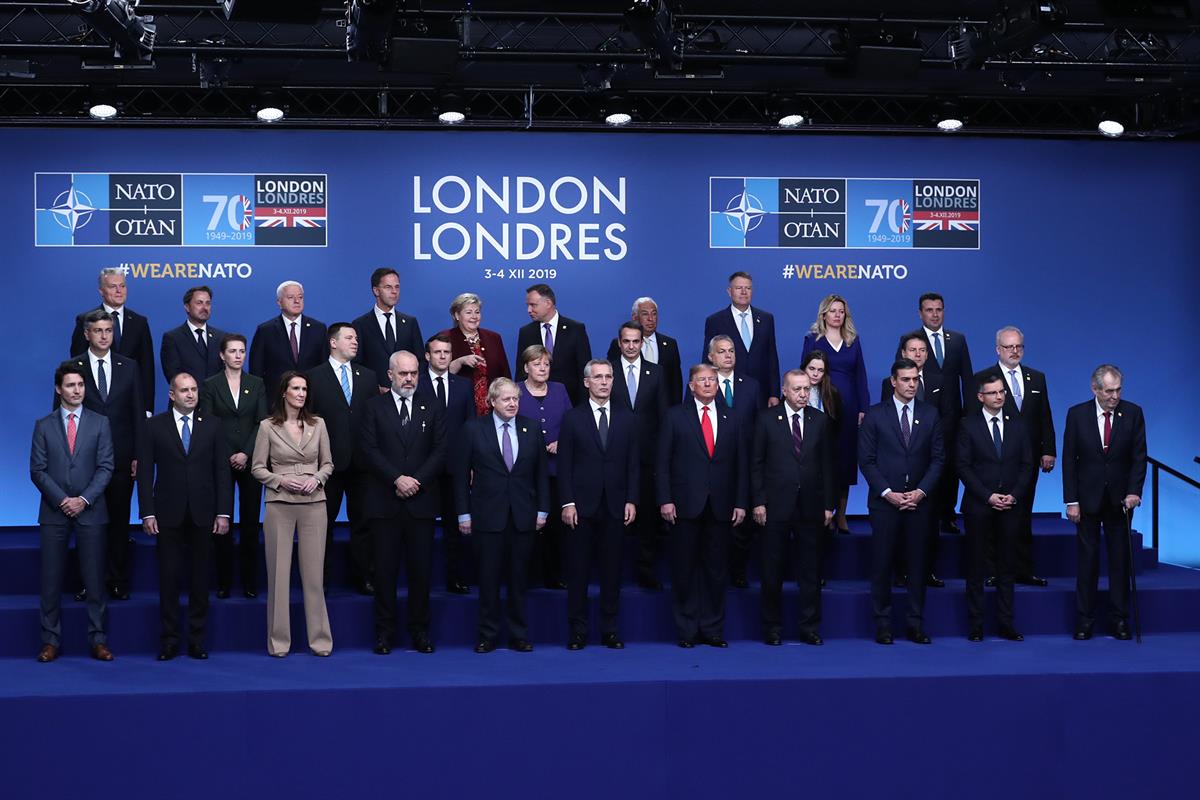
[254,206,327,228]
[235,195,253,230]
[897,199,911,233]
[914,210,979,232]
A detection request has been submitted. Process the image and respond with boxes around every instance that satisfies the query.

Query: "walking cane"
[1125,505,1142,644]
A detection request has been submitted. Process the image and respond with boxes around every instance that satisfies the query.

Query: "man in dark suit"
[359,350,447,655]
[249,280,328,398]
[305,322,378,594]
[752,369,835,646]
[515,283,592,405]
[958,373,1033,642]
[859,358,945,645]
[606,296,683,405]
[657,364,749,648]
[70,267,155,413]
[416,333,474,594]
[703,333,764,588]
[609,321,669,590]
[454,377,550,653]
[904,292,973,533]
[352,267,424,392]
[138,372,232,660]
[557,359,639,650]
[1062,364,1147,641]
[31,362,115,662]
[66,309,146,600]
[966,326,1056,587]
[160,285,226,388]
[700,271,781,405]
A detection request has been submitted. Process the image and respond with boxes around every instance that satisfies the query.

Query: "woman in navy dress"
[517,345,571,590]
[802,294,869,534]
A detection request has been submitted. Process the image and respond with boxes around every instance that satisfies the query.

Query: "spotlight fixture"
[69,0,157,63]
[88,102,118,120]
[601,95,633,126]
[437,93,466,125]
[773,96,807,128]
[254,92,285,123]
[1098,118,1125,137]
[935,101,965,132]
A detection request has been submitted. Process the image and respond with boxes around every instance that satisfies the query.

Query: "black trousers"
[214,464,261,593]
[566,496,624,638]
[473,515,534,643]
[370,511,434,644]
[761,504,822,639]
[1076,489,1130,626]
[892,512,941,579]
[869,502,931,632]
[157,514,212,649]
[323,467,372,586]
[935,424,961,524]
[103,463,135,592]
[964,508,1018,630]
[669,502,730,641]
[532,477,565,586]
[730,518,763,581]
[632,465,662,584]
[437,473,469,588]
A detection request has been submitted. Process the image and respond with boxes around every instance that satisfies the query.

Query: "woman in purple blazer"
[517,344,571,589]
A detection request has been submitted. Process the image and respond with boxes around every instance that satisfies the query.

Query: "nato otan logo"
[36,172,183,246]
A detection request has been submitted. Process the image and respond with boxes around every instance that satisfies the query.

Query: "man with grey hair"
[249,280,328,396]
[967,325,1056,587]
[607,296,683,405]
[70,267,155,413]
[453,377,549,653]
[1062,364,1146,641]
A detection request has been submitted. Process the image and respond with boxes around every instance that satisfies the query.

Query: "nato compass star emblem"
[723,191,766,234]
[50,186,96,233]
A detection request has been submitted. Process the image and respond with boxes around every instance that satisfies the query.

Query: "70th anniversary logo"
[35,172,328,247]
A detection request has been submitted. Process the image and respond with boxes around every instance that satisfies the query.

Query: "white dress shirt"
[729,304,754,340]
[1094,400,1114,443]
[281,314,304,348]
[787,403,805,439]
[329,356,354,396]
[540,312,561,347]
[428,368,450,403]
[189,323,210,349]
[642,332,659,363]
[999,362,1024,400]
[374,304,398,340]
[87,350,111,393]
[717,370,736,404]
[694,397,719,443]
[983,408,1004,441]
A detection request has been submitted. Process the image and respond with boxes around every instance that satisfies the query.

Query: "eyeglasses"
[998,344,1024,352]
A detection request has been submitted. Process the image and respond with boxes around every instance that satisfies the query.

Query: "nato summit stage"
[4,3,1200,800]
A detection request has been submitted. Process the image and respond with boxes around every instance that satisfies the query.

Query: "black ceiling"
[2,1,1199,137]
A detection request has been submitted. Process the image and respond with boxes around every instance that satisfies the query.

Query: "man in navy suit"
[859,358,945,645]
[454,377,550,653]
[31,362,115,662]
[557,359,639,650]
[703,333,763,588]
[249,280,328,398]
[138,372,232,660]
[752,369,834,646]
[305,323,378,594]
[515,283,593,405]
[352,267,424,392]
[700,271,780,405]
[606,296,683,405]
[1062,364,1146,641]
[416,334,473,594]
[70,267,156,413]
[160,285,226,388]
[609,321,669,590]
[657,364,748,648]
[958,373,1032,642]
[904,292,973,534]
[358,350,447,655]
[66,309,146,600]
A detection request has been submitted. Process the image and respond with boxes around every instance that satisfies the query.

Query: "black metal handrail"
[1148,456,1200,550]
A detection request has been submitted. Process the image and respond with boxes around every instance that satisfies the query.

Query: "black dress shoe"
[474,639,497,654]
[157,644,179,661]
[373,640,392,655]
[875,631,894,645]
[636,577,663,591]
[677,638,695,649]
[699,635,729,648]
[925,574,945,588]
[798,631,824,646]
[820,578,826,588]
[109,586,130,601]
[1073,624,1094,641]
[893,574,907,588]
[567,634,586,651]
[998,627,1024,642]
[940,520,961,534]
[764,634,782,646]
[1112,621,1133,641]
[601,633,624,650]
[446,581,470,595]
[906,629,933,645]
[187,646,209,660]
[73,588,88,602]
[967,628,984,642]
[731,573,749,589]
[1016,574,1049,587]
[510,639,534,653]
[412,634,435,654]
[984,576,997,588]
[543,579,567,590]
[357,581,376,596]
[243,589,258,599]
[216,586,231,600]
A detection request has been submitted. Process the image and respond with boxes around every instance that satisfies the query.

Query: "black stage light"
[625,0,679,70]
[69,0,156,63]
[347,0,398,63]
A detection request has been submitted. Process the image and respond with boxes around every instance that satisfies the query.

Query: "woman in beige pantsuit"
[251,371,335,657]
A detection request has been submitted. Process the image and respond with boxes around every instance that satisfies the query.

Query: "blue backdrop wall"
[4,128,1198,563]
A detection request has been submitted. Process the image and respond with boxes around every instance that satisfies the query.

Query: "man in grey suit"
[30,362,116,662]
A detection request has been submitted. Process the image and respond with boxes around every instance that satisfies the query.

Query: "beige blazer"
[251,417,334,504]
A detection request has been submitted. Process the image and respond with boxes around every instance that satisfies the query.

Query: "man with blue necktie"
[700,272,781,406]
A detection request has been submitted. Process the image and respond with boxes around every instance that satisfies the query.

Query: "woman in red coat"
[439,292,512,416]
